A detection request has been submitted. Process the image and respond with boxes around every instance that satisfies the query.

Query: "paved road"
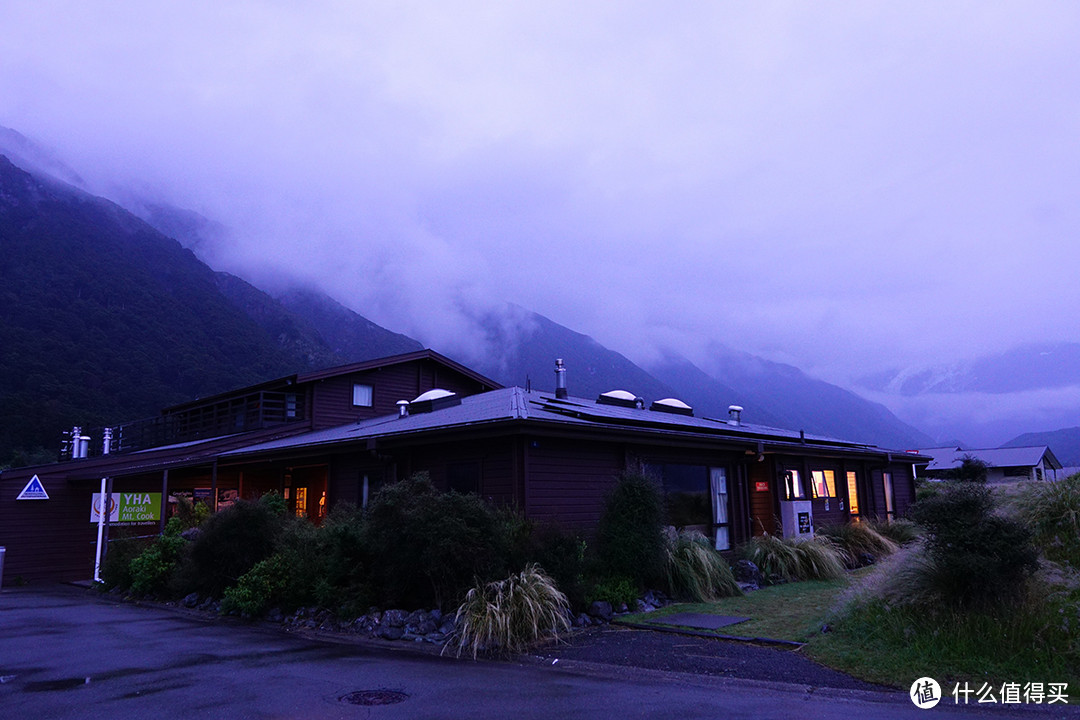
[0,586,1071,719]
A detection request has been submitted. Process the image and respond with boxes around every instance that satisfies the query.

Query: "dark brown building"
[0,352,922,584]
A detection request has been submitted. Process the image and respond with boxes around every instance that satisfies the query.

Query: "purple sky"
[3,2,1079,444]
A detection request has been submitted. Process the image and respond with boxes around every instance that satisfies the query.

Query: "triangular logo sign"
[17,475,50,500]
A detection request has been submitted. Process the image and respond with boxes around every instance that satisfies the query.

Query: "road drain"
[340,689,408,706]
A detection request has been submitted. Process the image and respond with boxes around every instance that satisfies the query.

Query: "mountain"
[1003,427,1080,468]
[647,346,934,449]
[855,342,1080,447]
[0,154,421,465]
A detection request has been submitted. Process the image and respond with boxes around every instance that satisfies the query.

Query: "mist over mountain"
[0,139,942,464]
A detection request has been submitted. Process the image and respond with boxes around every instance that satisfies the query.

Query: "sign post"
[93,477,107,583]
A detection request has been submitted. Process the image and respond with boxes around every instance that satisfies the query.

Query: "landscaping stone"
[383,609,407,627]
[182,592,200,608]
[587,601,613,622]
[735,560,762,585]
[266,608,284,623]
[378,625,404,641]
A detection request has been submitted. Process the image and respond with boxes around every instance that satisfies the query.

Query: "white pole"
[93,477,107,582]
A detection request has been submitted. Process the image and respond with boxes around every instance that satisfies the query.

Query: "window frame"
[352,383,374,408]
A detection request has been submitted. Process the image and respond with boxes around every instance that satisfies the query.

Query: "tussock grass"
[449,564,571,659]
[864,518,921,546]
[664,531,742,602]
[1016,473,1080,569]
[742,534,846,583]
[816,523,899,567]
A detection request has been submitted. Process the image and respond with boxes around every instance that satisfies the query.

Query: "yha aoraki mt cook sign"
[90,493,161,524]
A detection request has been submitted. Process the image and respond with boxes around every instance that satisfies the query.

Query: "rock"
[180,527,201,542]
[378,625,404,641]
[438,619,456,635]
[642,590,658,606]
[634,599,656,613]
[182,592,200,608]
[735,560,762,585]
[413,619,438,635]
[266,608,284,623]
[429,608,443,623]
[615,602,628,614]
[857,552,876,567]
[587,601,613,622]
[575,613,590,628]
[383,609,407,628]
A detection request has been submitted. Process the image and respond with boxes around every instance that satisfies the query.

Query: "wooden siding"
[748,461,776,536]
[524,437,624,529]
[395,438,518,507]
[309,359,492,430]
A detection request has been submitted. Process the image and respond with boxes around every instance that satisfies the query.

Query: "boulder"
[587,601,613,622]
[735,560,762,585]
[182,592,200,608]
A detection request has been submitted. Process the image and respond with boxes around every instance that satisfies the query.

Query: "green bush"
[99,536,153,591]
[594,471,667,591]
[664,530,742,601]
[742,534,846,583]
[515,521,589,611]
[174,495,285,598]
[588,575,640,607]
[450,564,571,658]
[909,482,1039,608]
[363,473,504,609]
[129,519,187,596]
[817,523,899,567]
[1016,473,1080,569]
[309,503,369,615]
[221,553,294,616]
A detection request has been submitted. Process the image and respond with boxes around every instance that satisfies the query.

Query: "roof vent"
[728,405,743,426]
[554,358,567,399]
[409,388,461,414]
[396,400,410,419]
[597,390,640,409]
[651,398,694,417]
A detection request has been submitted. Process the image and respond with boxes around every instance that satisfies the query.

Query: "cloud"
[2,1,1080,426]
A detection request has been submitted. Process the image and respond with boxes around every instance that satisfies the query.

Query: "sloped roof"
[922,446,1062,472]
[222,386,927,461]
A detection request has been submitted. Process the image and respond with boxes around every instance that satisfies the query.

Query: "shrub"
[449,564,571,658]
[221,553,294,616]
[587,575,640,607]
[129,519,187,596]
[518,521,589,611]
[742,534,846,583]
[174,495,285,597]
[309,503,369,614]
[664,530,742,601]
[909,482,1039,608]
[1016,473,1080,569]
[363,473,504,609]
[594,472,667,591]
[99,536,153,590]
[817,523,899,567]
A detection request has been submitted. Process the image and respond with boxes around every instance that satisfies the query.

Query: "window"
[810,470,836,498]
[846,471,861,520]
[646,463,711,529]
[711,467,730,551]
[352,383,373,407]
[783,469,804,500]
[882,472,895,519]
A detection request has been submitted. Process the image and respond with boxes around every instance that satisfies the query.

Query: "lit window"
[352,383,373,407]
[810,470,836,498]
[783,470,804,500]
[711,467,730,551]
[883,472,895,518]
[846,471,861,519]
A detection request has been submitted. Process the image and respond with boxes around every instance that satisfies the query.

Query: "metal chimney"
[555,358,567,399]
[102,427,113,455]
[396,400,410,418]
[728,405,743,426]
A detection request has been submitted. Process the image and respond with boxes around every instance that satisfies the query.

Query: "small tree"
[594,471,667,591]
[945,455,990,483]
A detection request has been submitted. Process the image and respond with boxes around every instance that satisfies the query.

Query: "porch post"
[159,469,169,534]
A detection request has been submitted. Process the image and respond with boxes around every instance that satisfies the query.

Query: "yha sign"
[90,493,161,524]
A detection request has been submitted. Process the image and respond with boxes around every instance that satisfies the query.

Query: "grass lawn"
[619,569,868,643]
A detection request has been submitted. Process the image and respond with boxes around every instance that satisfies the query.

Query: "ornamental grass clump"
[664,530,742,601]
[449,564,571,659]
[1016,473,1080,569]
[742,534,846,584]
[864,518,921,546]
[816,523,899,567]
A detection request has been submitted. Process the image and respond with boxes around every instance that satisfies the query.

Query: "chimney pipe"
[102,427,112,455]
[397,400,410,418]
[728,405,743,426]
[555,358,567,399]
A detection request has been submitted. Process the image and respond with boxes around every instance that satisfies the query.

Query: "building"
[1,351,924,584]
[917,446,1063,483]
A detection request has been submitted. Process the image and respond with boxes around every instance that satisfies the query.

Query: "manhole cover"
[340,690,408,706]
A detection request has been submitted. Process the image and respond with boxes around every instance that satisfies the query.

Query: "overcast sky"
[3,2,1079,431]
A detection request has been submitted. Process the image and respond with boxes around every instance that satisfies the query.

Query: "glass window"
[846,471,861,519]
[711,467,730,551]
[883,472,895,518]
[352,383,373,407]
[447,461,480,494]
[783,469,804,500]
[810,470,836,498]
